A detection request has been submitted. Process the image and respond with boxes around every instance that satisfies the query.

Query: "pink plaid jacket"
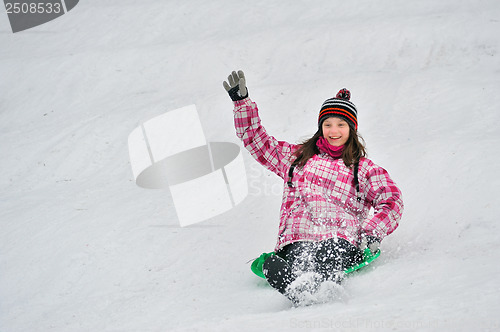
[234,98,404,252]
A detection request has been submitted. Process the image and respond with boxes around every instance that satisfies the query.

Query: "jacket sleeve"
[233,98,296,179]
[361,165,404,240]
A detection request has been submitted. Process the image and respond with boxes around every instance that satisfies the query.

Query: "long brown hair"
[292,125,367,168]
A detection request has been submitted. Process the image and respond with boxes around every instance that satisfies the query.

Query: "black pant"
[263,238,363,294]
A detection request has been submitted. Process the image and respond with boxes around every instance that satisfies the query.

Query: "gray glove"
[223,70,248,101]
[359,235,381,253]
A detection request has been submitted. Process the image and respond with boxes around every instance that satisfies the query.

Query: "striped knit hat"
[318,88,358,130]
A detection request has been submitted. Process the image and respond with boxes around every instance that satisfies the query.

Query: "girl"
[223,70,404,304]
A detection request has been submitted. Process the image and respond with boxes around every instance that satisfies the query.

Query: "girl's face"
[322,117,350,146]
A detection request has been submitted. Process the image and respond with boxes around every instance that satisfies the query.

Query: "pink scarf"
[316,136,344,159]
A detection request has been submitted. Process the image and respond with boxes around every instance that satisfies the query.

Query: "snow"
[1,0,499,331]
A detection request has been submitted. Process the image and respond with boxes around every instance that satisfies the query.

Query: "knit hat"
[318,88,358,130]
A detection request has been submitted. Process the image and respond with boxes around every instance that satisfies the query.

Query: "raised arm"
[223,70,297,179]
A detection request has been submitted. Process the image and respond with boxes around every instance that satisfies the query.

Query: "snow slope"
[1,1,499,331]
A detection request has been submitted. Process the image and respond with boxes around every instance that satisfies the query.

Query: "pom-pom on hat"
[318,88,358,130]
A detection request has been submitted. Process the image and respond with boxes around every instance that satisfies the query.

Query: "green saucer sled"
[251,248,381,279]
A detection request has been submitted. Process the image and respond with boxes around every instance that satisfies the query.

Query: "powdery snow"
[1,1,499,331]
